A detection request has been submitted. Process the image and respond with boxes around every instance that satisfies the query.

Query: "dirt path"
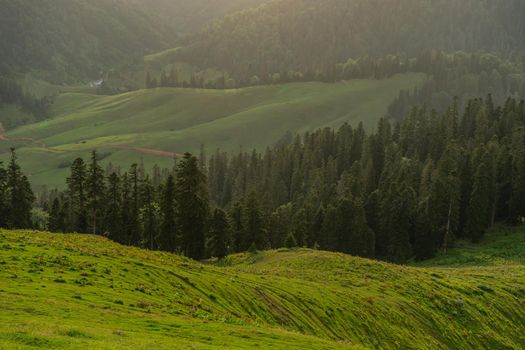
[0,127,183,159]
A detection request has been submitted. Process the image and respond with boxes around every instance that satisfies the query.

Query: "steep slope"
[174,0,525,79]
[1,228,524,349]
[0,73,424,187]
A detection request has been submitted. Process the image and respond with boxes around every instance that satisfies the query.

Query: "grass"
[1,226,524,349]
[0,73,424,188]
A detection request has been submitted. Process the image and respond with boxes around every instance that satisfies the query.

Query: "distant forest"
[175,0,525,82]
[2,96,525,263]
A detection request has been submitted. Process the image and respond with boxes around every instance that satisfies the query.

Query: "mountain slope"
[0,73,424,187]
[0,0,267,83]
[174,0,525,79]
[1,227,524,349]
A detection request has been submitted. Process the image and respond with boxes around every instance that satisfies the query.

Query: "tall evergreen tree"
[175,153,209,260]
[67,157,87,232]
[86,151,106,234]
[510,127,525,222]
[104,173,122,243]
[242,192,267,251]
[48,198,65,233]
[7,149,34,229]
[159,175,177,252]
[0,161,7,228]
[208,208,230,259]
[466,163,492,242]
[139,176,158,250]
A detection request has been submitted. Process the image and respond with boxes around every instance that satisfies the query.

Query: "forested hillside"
[7,96,520,264]
[0,0,266,83]
[174,0,525,81]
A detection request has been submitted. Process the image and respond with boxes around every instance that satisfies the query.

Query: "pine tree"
[230,201,244,252]
[242,192,267,251]
[175,153,209,260]
[510,127,525,222]
[48,198,65,232]
[208,208,230,259]
[0,161,7,228]
[159,175,177,252]
[86,151,106,234]
[104,172,122,243]
[128,164,141,245]
[67,157,87,232]
[7,149,34,229]
[466,163,492,242]
[139,176,158,250]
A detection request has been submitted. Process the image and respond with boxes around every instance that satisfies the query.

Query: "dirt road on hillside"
[0,126,183,159]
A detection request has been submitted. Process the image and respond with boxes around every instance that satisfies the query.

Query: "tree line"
[0,77,52,129]
[3,96,525,263]
[174,0,525,83]
[143,50,525,94]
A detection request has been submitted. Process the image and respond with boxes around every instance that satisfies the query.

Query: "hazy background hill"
[0,0,267,83]
[175,0,525,80]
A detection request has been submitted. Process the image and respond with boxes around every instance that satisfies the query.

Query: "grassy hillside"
[1,227,524,349]
[0,73,424,187]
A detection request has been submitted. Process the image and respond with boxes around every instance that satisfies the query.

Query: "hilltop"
[1,226,525,349]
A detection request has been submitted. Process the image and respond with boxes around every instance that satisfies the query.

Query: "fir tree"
[175,153,209,260]
[86,151,106,234]
[159,175,177,252]
[208,208,230,259]
[466,163,492,242]
[67,157,87,232]
[48,198,65,233]
[104,173,122,243]
[7,149,34,229]
[242,192,267,251]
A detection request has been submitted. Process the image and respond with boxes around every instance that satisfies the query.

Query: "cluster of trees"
[176,0,525,83]
[388,52,525,121]
[204,95,525,262]
[0,77,52,128]
[43,152,212,260]
[29,96,525,263]
[0,149,35,230]
[144,49,525,93]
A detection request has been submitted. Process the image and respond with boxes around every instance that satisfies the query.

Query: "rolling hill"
[1,226,524,349]
[0,73,424,188]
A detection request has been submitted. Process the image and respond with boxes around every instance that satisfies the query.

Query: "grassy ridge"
[0,74,424,187]
[1,226,524,349]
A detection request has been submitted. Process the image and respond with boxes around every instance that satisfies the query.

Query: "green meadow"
[1,225,524,349]
[0,73,423,188]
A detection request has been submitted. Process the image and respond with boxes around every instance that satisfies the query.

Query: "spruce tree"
[510,127,525,222]
[159,175,177,252]
[139,176,158,250]
[242,192,267,251]
[48,198,65,233]
[208,208,230,259]
[67,157,87,232]
[128,164,141,245]
[7,149,34,229]
[466,163,492,242]
[175,153,209,260]
[104,173,122,243]
[0,161,7,228]
[86,151,106,234]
